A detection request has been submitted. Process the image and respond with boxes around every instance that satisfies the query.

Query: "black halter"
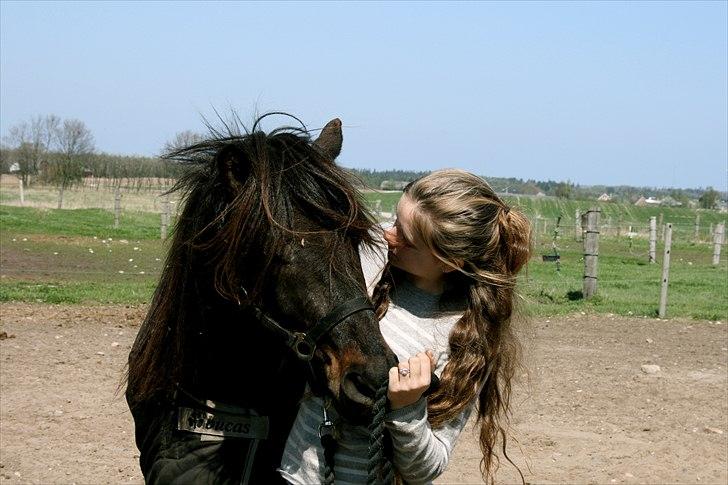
[248,296,374,361]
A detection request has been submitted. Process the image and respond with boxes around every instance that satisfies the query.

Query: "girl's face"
[383,195,448,293]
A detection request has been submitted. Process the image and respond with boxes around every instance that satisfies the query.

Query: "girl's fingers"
[419,353,431,381]
[408,355,421,382]
[388,366,400,390]
[426,349,436,372]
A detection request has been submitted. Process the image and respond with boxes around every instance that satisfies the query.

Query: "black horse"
[125,114,398,484]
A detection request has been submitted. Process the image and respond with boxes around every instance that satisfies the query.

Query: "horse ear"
[313,118,343,160]
[216,144,248,193]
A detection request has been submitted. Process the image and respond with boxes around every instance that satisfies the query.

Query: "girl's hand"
[388,350,436,410]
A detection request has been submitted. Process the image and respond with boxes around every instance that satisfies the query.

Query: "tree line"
[1,115,723,209]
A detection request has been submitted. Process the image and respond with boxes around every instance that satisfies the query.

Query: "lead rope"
[319,400,337,485]
[367,380,394,484]
[320,380,393,485]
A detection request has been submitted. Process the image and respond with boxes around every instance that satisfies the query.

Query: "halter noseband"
[248,295,374,361]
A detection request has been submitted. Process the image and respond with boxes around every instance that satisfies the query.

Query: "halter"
[246,293,375,361]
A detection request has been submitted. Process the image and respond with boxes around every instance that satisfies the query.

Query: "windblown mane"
[127,115,377,403]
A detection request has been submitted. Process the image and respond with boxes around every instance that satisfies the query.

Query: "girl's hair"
[371,169,532,483]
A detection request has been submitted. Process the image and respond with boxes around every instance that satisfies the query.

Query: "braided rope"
[321,431,337,485]
[367,380,393,484]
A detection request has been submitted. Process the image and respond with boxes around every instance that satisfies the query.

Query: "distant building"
[597,193,612,202]
[660,196,682,207]
[379,180,409,191]
[644,197,661,205]
[634,196,647,206]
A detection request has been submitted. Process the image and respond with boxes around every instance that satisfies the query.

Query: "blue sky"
[1,1,726,189]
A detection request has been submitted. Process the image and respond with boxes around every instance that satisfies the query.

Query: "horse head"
[127,115,396,431]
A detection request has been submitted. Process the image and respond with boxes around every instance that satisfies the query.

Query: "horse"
[125,114,398,484]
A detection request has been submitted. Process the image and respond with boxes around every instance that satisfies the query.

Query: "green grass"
[1,203,726,319]
[0,206,165,239]
[361,191,403,215]
[0,280,157,304]
[522,237,727,320]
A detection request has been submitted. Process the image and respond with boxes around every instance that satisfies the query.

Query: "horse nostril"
[342,371,377,404]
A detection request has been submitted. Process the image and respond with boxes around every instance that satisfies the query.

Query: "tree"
[554,181,573,199]
[699,187,720,210]
[50,118,95,208]
[2,115,60,187]
[164,130,205,153]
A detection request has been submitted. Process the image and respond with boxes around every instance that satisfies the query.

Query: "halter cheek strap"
[251,296,374,361]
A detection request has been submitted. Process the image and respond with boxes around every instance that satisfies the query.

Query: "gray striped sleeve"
[386,398,473,484]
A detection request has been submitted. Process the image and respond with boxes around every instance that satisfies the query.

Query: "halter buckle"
[291,332,316,361]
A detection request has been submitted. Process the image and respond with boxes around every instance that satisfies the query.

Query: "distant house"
[660,196,682,207]
[597,193,612,202]
[634,196,647,207]
[535,191,546,197]
[379,180,409,191]
[644,197,661,205]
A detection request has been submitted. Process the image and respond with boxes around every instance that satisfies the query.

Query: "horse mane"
[126,114,377,404]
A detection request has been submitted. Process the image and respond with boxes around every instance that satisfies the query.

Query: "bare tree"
[2,115,60,187]
[50,118,95,208]
[4,122,32,186]
[164,130,205,153]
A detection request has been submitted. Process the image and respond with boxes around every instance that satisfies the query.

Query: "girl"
[280,169,532,484]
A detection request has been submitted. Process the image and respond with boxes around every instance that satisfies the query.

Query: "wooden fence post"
[713,223,725,266]
[583,208,600,299]
[114,187,121,229]
[160,196,171,240]
[19,178,24,206]
[694,213,700,242]
[575,209,581,241]
[649,216,657,263]
[658,213,664,238]
[658,223,673,318]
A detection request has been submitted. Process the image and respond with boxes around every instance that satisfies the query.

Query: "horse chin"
[332,376,379,425]
[333,390,374,426]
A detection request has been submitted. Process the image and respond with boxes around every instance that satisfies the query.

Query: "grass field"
[1,200,726,319]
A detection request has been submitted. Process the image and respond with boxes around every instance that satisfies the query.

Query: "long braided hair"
[371,169,532,483]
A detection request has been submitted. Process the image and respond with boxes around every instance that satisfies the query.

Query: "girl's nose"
[383,227,400,253]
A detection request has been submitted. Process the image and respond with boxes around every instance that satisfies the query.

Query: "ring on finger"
[398,367,410,377]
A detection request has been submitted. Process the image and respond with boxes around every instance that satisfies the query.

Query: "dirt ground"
[0,303,726,485]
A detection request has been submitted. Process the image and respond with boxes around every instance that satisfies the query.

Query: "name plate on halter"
[177,406,269,440]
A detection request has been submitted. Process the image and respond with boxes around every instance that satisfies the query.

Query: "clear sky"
[1,1,726,189]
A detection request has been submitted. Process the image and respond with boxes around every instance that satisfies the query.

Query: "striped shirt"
[279,241,472,484]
